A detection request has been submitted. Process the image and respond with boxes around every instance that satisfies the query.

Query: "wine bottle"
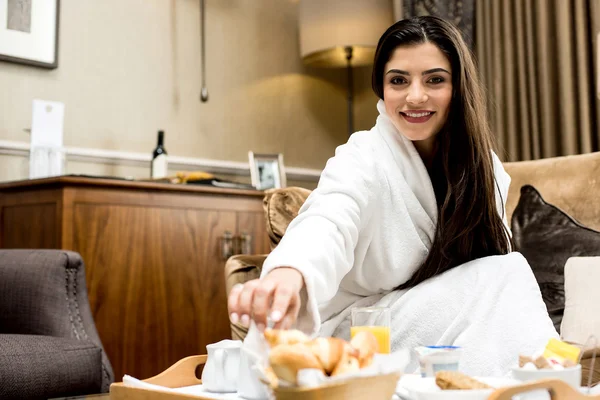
[151,130,168,179]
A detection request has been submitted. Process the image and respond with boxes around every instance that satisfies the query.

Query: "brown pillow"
[262,187,312,249]
[511,185,600,333]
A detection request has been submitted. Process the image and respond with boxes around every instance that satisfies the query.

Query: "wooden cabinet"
[0,176,269,380]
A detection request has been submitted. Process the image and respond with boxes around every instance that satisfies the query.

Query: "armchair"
[225,187,310,340]
[0,249,114,399]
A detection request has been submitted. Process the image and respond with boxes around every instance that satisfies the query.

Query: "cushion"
[562,257,600,344]
[511,185,600,333]
[0,334,102,399]
[263,187,311,249]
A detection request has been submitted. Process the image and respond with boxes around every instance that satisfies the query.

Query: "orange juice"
[350,325,391,354]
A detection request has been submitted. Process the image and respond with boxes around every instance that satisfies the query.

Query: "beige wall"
[0,0,381,187]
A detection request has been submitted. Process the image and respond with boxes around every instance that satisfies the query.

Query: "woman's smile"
[400,110,436,123]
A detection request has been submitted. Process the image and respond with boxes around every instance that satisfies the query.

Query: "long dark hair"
[372,16,511,289]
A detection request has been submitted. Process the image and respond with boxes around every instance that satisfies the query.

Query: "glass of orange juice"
[350,306,391,354]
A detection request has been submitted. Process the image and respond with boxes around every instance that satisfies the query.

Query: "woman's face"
[383,42,453,149]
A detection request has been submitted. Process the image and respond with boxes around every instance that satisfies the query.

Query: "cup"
[201,339,242,393]
[415,346,463,377]
[351,306,391,354]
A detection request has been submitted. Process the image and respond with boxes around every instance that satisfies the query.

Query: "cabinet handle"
[238,232,253,255]
[221,231,234,260]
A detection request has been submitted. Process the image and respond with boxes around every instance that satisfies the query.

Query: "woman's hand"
[228,267,305,332]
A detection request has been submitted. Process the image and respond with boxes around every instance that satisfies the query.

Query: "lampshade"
[298,0,394,68]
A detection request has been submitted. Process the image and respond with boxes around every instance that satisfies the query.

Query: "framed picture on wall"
[248,151,287,190]
[0,0,60,69]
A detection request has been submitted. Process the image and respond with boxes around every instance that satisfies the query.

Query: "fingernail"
[270,311,283,322]
[230,313,239,324]
[240,314,250,327]
[257,323,265,332]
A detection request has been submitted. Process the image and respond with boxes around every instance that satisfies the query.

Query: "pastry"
[519,354,534,368]
[263,366,279,388]
[350,331,379,368]
[268,343,322,384]
[533,355,551,369]
[435,371,492,390]
[305,337,349,374]
[264,328,309,347]
[330,350,361,377]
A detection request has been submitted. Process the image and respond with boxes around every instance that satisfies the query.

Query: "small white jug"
[201,339,242,393]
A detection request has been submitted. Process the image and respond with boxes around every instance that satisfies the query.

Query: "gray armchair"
[0,249,114,399]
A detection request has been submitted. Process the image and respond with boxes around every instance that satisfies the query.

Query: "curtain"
[476,0,600,161]
[402,0,475,49]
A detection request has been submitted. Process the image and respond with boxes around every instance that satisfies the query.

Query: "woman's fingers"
[251,280,277,331]
[270,284,298,329]
[229,279,259,326]
[227,269,304,331]
[227,283,245,324]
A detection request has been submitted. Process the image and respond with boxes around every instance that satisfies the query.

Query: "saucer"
[396,374,520,400]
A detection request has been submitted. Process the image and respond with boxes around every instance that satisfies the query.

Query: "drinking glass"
[350,306,391,354]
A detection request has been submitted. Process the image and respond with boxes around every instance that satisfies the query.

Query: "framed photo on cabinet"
[248,151,287,190]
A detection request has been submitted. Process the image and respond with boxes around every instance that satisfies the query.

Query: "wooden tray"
[110,355,207,400]
[489,378,600,400]
[109,354,401,400]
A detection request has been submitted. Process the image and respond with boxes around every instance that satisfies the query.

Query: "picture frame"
[0,0,60,69]
[248,151,287,190]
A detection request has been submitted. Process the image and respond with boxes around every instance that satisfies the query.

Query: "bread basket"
[268,371,401,400]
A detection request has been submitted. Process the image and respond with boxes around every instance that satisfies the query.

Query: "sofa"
[224,151,600,384]
[0,250,114,399]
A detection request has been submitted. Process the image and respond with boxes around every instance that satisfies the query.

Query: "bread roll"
[350,331,379,368]
[268,343,323,384]
[330,350,361,377]
[305,337,348,374]
[264,328,309,347]
[263,366,279,388]
[435,371,491,390]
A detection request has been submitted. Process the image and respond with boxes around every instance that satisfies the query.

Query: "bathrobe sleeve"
[260,133,379,335]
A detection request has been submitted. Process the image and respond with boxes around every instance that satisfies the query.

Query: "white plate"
[397,374,520,400]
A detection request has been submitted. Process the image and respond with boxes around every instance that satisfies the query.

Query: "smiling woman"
[370,16,511,289]
[230,16,556,378]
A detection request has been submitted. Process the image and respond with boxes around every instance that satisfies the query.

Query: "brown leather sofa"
[224,151,600,383]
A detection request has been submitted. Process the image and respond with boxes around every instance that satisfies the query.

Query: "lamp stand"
[345,46,354,137]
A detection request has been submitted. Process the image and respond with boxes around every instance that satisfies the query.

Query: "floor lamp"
[298,0,393,137]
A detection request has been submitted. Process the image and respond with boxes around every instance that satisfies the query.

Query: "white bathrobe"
[259,100,558,376]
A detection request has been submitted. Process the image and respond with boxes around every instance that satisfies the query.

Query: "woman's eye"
[428,76,445,84]
[390,77,406,85]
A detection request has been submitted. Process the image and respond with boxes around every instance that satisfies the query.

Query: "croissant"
[350,331,379,368]
[305,337,348,374]
[330,350,361,377]
[268,343,322,384]
[265,329,380,384]
[264,328,309,347]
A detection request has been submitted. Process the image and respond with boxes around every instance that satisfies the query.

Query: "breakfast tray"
[109,355,401,400]
[110,355,600,400]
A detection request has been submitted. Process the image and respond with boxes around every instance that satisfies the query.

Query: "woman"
[229,16,557,376]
